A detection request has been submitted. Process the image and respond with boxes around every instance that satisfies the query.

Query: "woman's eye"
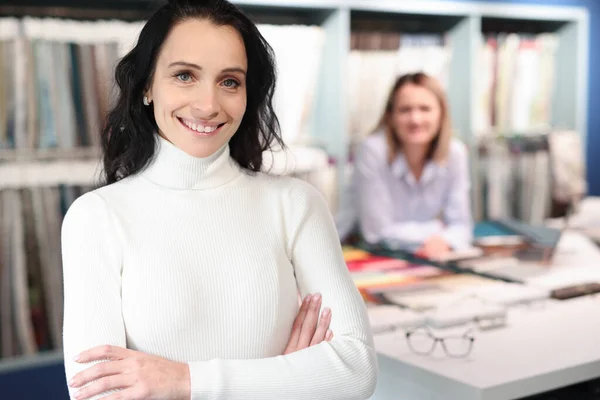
[222,79,239,88]
[177,72,192,82]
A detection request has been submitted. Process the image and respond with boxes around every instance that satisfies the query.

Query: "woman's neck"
[140,135,240,190]
[402,144,429,182]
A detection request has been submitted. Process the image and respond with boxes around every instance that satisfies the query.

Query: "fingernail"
[326,329,333,340]
[312,293,321,302]
[322,307,331,316]
[68,379,75,387]
[304,294,312,303]
[73,354,81,362]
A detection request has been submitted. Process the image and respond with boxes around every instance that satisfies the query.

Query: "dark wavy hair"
[100,0,282,185]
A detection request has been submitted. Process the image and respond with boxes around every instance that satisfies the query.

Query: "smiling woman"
[145,20,248,158]
[99,0,282,184]
[60,0,377,399]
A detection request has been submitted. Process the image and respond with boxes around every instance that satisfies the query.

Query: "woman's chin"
[402,135,434,146]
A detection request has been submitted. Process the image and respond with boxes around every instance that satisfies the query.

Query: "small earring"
[143,96,150,106]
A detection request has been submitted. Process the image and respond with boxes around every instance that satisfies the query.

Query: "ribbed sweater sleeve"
[61,192,125,400]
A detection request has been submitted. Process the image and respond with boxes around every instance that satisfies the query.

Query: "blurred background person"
[336,72,473,259]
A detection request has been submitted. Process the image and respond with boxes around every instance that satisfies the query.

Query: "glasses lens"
[407,331,435,354]
[442,336,473,357]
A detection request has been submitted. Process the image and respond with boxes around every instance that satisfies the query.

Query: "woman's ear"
[144,85,153,102]
[143,89,153,106]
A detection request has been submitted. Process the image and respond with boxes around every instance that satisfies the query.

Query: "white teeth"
[182,119,220,133]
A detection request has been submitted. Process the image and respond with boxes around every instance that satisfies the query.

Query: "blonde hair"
[374,72,452,164]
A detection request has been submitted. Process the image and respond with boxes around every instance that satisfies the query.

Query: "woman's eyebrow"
[168,61,246,76]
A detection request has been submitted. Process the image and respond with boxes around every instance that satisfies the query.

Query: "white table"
[370,231,600,400]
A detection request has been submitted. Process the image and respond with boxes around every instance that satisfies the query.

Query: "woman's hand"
[68,345,190,400]
[283,293,333,355]
[416,235,451,259]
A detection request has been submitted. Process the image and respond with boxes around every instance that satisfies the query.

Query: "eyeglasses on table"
[405,325,475,358]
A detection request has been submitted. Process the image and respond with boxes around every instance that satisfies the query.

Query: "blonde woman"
[338,72,473,259]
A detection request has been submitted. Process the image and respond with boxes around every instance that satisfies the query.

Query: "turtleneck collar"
[141,135,241,190]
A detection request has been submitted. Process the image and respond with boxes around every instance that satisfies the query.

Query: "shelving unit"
[0,2,591,397]
[0,0,589,196]
[479,15,588,144]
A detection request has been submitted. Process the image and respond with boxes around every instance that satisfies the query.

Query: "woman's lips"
[178,117,224,137]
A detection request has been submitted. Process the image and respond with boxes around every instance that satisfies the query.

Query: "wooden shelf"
[350,10,464,34]
[0,159,102,189]
[0,147,101,162]
[481,17,568,34]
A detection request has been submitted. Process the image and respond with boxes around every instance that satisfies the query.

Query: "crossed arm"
[67,293,333,400]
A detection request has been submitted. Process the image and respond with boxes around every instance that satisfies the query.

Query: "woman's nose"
[409,110,423,125]
[190,85,221,118]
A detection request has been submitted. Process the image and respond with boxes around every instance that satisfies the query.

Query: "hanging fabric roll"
[0,189,18,358]
[6,189,38,356]
[0,16,145,152]
[256,24,324,147]
[474,32,558,137]
[0,185,92,359]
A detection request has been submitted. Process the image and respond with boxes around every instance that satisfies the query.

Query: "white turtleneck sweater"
[61,136,378,400]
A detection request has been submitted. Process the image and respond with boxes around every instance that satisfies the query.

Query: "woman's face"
[145,19,248,158]
[390,82,441,148]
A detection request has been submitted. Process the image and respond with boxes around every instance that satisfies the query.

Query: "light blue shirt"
[336,131,473,250]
